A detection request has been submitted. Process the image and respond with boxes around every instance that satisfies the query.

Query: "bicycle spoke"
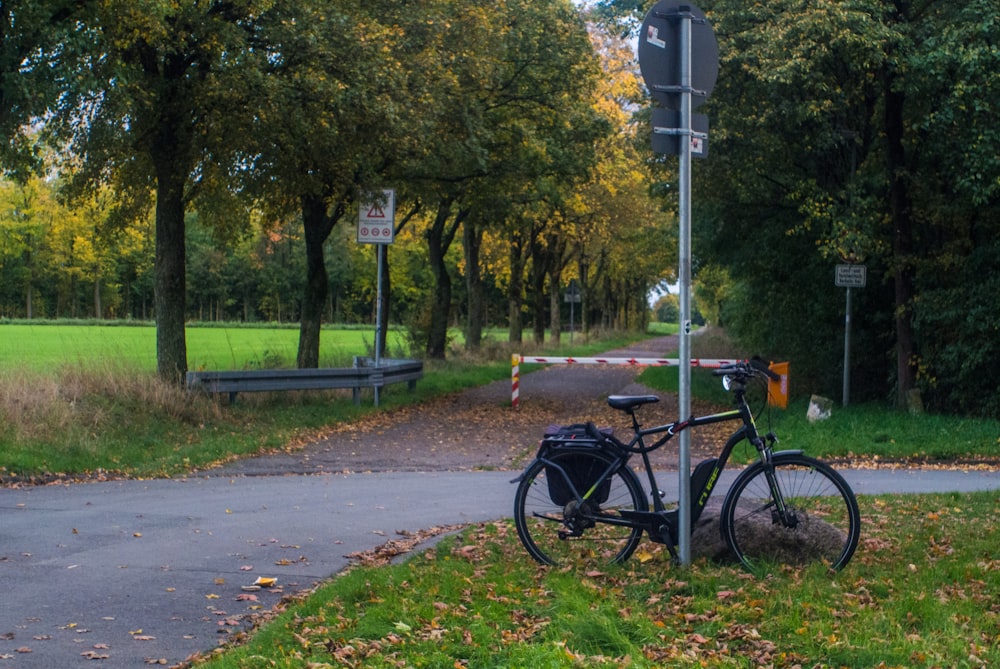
[722,454,860,574]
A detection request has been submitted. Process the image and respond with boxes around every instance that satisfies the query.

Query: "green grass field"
[0,322,408,372]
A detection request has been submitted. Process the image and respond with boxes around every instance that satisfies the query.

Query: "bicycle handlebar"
[712,357,781,382]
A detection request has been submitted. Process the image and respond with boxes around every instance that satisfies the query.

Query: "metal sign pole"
[842,286,851,406]
[835,263,865,407]
[374,243,384,406]
[638,1,717,567]
[676,8,693,567]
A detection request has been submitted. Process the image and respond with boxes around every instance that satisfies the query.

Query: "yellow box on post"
[768,362,789,409]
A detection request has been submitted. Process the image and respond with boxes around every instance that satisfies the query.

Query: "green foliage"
[7,0,997,409]
[651,293,679,323]
[0,1,89,180]
[679,0,1000,413]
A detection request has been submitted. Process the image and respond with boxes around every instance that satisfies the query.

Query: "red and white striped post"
[511,354,521,409]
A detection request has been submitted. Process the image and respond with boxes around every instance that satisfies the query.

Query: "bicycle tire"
[720,453,860,574]
[513,449,647,567]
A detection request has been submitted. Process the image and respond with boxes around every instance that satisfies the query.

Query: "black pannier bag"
[541,423,614,506]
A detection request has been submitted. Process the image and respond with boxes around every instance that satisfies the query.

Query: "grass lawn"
[190,491,1000,668]
[0,322,408,372]
[638,365,1000,465]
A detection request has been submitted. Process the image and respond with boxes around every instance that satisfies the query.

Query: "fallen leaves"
[344,525,465,568]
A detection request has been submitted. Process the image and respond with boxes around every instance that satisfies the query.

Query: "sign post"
[835,264,866,406]
[639,1,718,567]
[358,189,395,405]
[564,279,581,344]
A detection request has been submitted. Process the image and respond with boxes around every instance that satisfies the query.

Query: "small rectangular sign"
[358,189,395,244]
[835,264,866,288]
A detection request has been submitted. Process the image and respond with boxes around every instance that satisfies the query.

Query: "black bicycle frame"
[540,392,772,549]
[634,410,747,521]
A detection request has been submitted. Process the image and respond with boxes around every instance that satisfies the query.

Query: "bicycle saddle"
[607,395,660,412]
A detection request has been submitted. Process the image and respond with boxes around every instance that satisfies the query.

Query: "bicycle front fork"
[756,435,800,529]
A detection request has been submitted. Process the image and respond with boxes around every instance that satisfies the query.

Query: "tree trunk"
[463,218,485,352]
[153,169,188,384]
[425,200,465,359]
[529,246,547,346]
[508,232,525,344]
[547,232,568,345]
[885,78,917,407]
[297,193,339,369]
[94,273,102,319]
[549,277,561,345]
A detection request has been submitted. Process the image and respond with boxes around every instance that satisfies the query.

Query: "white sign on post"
[835,264,866,288]
[357,189,395,244]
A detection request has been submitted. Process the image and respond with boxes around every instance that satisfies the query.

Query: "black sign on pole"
[638,2,719,111]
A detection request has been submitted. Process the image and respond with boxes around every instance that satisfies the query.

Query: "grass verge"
[638,365,1000,465]
[0,330,652,481]
[190,491,1000,668]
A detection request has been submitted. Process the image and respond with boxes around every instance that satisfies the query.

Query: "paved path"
[4,468,1000,667]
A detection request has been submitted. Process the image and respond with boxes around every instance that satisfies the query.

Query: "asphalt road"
[4,467,1000,667]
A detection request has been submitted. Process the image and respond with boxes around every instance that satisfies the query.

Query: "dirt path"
[214,336,726,477]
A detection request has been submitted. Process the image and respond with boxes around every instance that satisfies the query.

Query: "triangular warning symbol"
[366,205,385,218]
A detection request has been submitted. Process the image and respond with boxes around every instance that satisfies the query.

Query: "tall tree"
[245,0,403,368]
[404,0,607,356]
[52,0,260,382]
[689,0,906,397]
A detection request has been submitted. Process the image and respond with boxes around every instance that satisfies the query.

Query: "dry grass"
[0,362,222,446]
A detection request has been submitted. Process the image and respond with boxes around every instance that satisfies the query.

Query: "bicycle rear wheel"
[513,449,647,567]
[720,453,860,574]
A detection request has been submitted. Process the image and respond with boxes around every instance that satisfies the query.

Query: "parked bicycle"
[512,358,860,574]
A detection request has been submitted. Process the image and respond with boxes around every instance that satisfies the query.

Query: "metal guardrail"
[186,358,423,406]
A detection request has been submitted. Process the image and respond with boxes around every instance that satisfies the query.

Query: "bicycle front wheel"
[513,449,647,567]
[721,453,860,573]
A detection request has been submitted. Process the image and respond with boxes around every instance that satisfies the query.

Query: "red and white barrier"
[510,354,742,408]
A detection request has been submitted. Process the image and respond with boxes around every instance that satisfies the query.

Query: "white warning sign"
[358,189,395,244]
